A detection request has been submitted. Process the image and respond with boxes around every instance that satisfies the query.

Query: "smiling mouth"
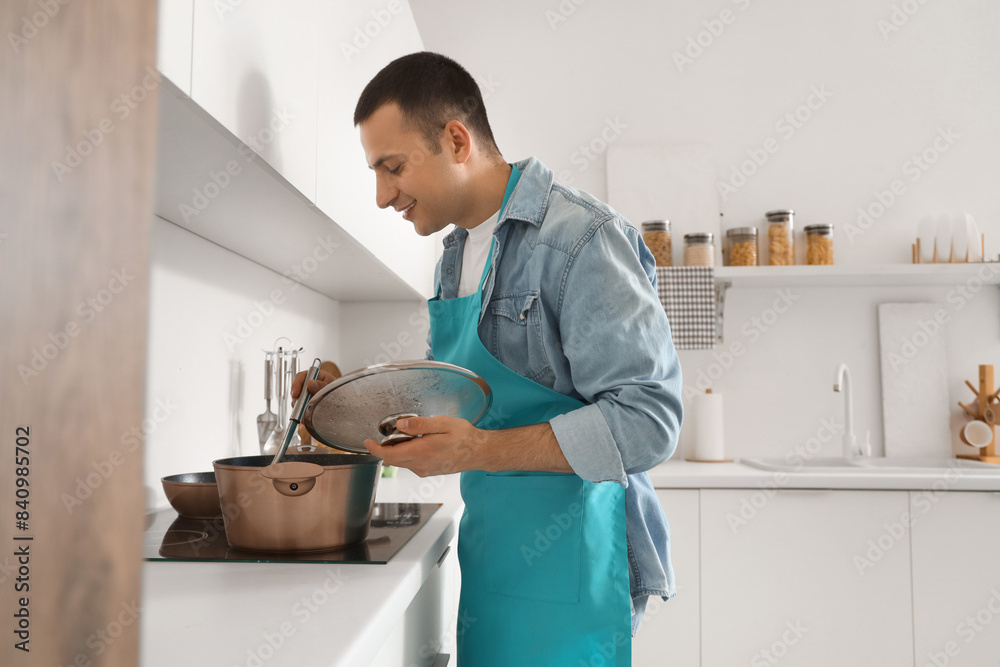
[399,202,415,220]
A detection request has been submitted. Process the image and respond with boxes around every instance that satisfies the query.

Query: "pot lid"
[301,360,492,454]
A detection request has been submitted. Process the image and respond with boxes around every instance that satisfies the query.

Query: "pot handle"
[259,461,324,497]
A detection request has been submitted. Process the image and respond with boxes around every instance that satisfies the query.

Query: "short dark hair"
[354,51,500,157]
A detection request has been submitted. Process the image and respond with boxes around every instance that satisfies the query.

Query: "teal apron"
[428,168,630,666]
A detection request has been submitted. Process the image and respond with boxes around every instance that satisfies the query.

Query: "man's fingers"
[395,415,452,435]
[291,370,335,400]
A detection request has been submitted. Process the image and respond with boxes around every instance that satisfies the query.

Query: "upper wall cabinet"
[191,0,320,201]
[157,0,193,94]
[316,1,439,298]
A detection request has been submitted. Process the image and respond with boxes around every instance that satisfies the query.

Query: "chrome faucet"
[833,363,862,458]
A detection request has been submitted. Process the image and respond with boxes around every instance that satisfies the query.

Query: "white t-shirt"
[457,209,500,298]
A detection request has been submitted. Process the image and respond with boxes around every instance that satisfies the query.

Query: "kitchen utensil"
[271,359,322,464]
[917,215,935,263]
[161,472,223,519]
[301,360,493,454]
[952,212,969,262]
[212,453,382,552]
[256,353,277,450]
[934,214,952,263]
[299,361,343,448]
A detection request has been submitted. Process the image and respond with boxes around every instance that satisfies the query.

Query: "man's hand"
[290,369,339,401]
[365,416,574,477]
[364,416,487,477]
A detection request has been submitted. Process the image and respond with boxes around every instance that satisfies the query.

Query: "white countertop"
[140,459,999,666]
[647,459,1000,491]
[140,470,463,667]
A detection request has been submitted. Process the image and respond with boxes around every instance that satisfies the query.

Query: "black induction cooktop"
[143,503,439,564]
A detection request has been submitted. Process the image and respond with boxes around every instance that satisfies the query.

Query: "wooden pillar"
[1,1,156,665]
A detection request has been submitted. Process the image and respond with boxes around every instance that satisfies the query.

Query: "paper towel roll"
[693,390,725,461]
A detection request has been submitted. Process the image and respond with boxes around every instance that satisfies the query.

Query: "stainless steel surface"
[213,454,382,552]
[257,354,278,450]
[271,359,321,464]
[377,412,419,445]
[302,360,492,454]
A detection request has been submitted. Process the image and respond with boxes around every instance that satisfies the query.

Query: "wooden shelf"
[715,263,1000,288]
[153,78,425,302]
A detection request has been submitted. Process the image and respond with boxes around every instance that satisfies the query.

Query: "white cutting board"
[877,303,952,458]
[606,144,722,266]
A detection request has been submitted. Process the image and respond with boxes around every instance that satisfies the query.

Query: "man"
[295,52,682,666]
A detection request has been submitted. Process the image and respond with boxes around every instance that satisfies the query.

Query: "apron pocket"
[483,473,584,604]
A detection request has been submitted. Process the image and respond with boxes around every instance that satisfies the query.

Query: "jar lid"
[684,232,714,244]
[641,220,669,232]
[765,210,794,221]
[726,226,757,237]
[804,224,834,234]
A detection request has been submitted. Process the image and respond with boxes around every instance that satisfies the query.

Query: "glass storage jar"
[683,233,715,267]
[765,209,795,265]
[641,220,672,266]
[805,224,834,265]
[724,227,758,266]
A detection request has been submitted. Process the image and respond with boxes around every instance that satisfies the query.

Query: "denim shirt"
[429,156,683,622]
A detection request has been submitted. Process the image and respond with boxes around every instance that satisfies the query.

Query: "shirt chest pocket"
[485,291,553,384]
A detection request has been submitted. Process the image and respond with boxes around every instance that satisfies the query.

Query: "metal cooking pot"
[213,454,382,553]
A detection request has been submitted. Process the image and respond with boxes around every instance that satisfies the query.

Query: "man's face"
[359,103,465,237]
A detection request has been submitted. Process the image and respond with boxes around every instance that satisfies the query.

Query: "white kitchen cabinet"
[191,0,320,200]
[316,0,441,299]
[910,491,1000,667]
[369,539,458,667]
[633,490,700,667]
[699,489,913,666]
[157,0,194,94]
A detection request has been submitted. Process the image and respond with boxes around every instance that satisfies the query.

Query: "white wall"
[410,0,1000,459]
[144,217,340,507]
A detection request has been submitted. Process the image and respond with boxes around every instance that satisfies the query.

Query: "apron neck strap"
[476,163,522,293]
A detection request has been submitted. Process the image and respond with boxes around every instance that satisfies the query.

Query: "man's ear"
[442,120,473,164]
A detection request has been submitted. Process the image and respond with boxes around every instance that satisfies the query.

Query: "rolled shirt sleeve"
[549,217,683,486]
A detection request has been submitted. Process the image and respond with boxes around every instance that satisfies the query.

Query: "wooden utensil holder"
[957,364,1000,463]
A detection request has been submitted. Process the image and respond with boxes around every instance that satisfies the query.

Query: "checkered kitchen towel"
[655,266,716,349]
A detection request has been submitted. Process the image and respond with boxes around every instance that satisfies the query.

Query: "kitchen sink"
[741,457,1000,474]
